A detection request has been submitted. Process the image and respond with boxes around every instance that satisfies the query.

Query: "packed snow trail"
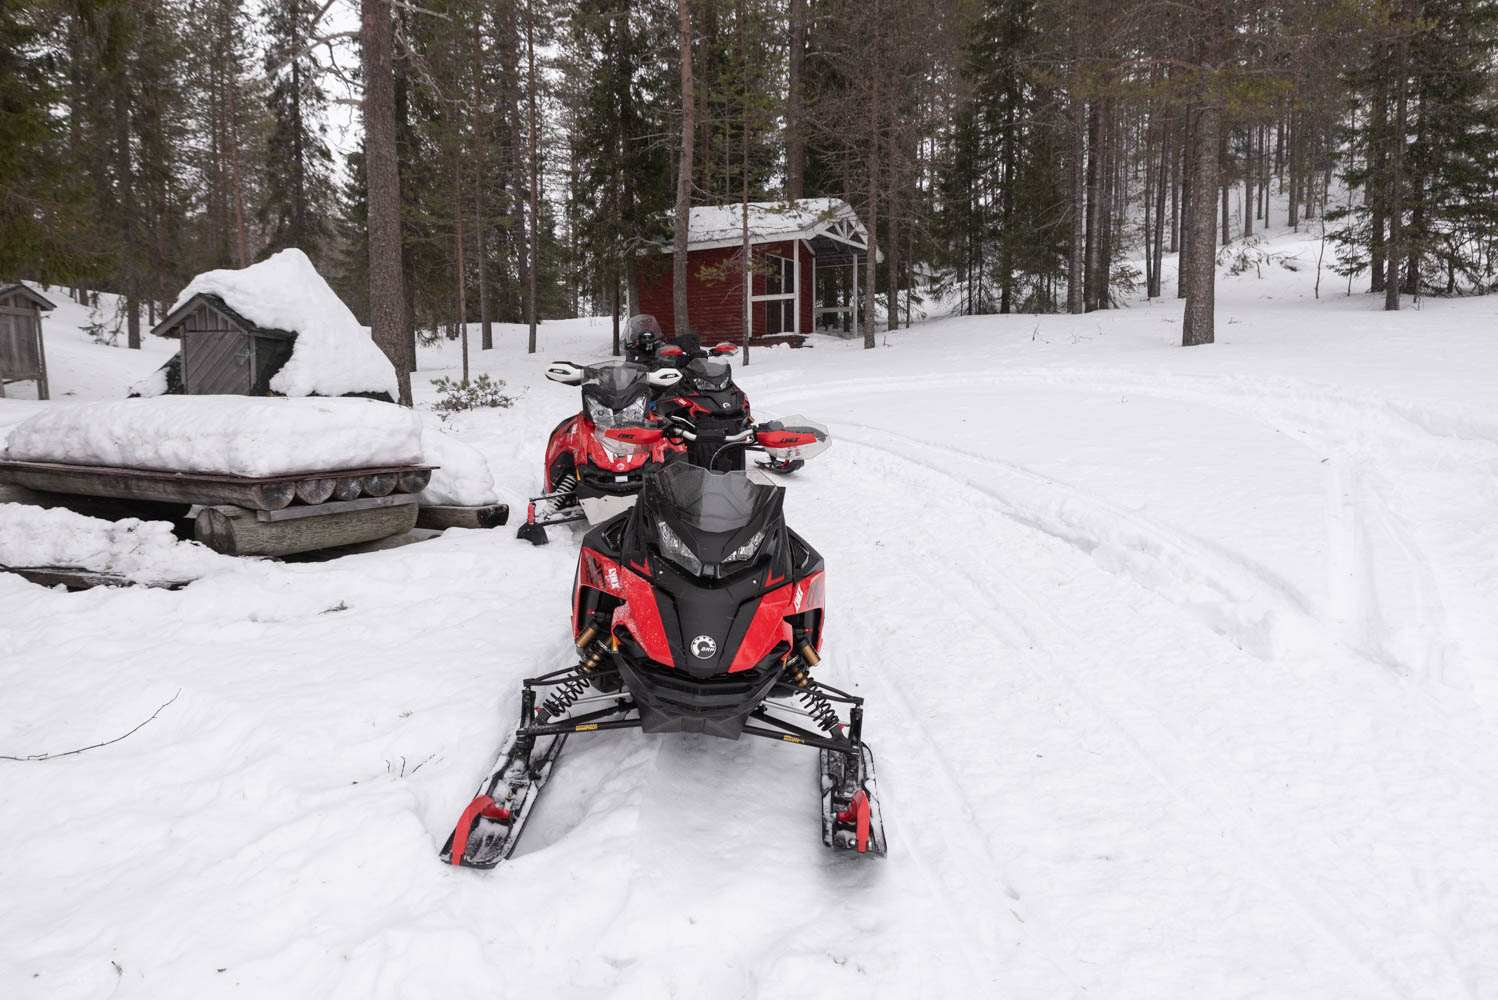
[5,228,1498,998]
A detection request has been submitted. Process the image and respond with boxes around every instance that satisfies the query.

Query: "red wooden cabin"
[635,198,875,344]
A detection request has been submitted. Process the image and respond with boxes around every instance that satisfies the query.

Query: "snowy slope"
[4,225,1498,998]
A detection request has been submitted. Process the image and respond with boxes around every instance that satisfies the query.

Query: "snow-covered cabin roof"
[156,249,397,399]
[0,284,57,311]
[663,198,872,254]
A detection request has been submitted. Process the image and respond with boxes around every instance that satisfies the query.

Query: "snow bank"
[3,396,424,477]
[171,248,397,399]
[0,503,227,583]
[418,416,498,507]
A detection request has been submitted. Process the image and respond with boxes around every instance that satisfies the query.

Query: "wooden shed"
[635,198,878,344]
[0,284,54,400]
[150,293,295,396]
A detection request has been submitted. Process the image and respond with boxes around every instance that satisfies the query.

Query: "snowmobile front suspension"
[517,478,585,544]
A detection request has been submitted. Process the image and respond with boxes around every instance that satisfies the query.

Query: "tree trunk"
[456,156,468,382]
[114,73,141,350]
[1219,128,1230,247]
[1244,126,1255,237]
[864,13,880,350]
[673,0,695,336]
[1151,113,1169,297]
[1182,102,1219,346]
[1385,19,1408,312]
[787,0,806,199]
[527,1,540,348]
[1371,79,1387,293]
[499,1,531,330]
[1084,101,1101,311]
[1066,32,1085,314]
[1177,106,1192,299]
[473,23,492,351]
[362,0,412,404]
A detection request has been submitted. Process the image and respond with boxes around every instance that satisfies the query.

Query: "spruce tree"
[261,0,335,266]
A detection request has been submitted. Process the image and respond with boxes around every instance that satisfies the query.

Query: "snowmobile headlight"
[655,520,703,575]
[722,529,766,566]
[586,396,648,429]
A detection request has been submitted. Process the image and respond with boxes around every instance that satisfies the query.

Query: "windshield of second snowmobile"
[685,358,733,391]
[582,361,651,429]
[651,463,780,534]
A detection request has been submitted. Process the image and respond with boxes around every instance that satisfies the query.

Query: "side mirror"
[711,342,737,356]
[647,368,684,388]
[545,362,585,385]
[603,426,666,446]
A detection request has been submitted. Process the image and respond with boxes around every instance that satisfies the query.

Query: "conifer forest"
[4,0,1498,398]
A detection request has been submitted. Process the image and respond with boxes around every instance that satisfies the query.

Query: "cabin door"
[183,329,253,395]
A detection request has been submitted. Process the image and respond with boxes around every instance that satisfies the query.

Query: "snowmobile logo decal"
[690,635,717,659]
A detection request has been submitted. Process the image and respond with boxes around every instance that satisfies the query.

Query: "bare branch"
[0,690,182,762]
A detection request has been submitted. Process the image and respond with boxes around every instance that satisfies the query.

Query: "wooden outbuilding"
[0,284,55,400]
[150,293,296,396]
[635,198,878,344]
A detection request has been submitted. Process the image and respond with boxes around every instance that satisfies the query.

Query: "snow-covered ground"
[5,224,1498,998]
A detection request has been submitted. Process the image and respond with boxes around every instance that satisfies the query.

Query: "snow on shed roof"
[666,198,871,253]
[0,284,57,311]
[162,249,397,399]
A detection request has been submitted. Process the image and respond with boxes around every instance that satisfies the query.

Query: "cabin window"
[765,254,794,296]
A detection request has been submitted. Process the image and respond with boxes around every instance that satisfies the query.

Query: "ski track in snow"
[809,394,1498,998]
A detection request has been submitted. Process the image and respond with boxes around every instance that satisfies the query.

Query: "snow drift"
[2,396,424,478]
[0,503,227,583]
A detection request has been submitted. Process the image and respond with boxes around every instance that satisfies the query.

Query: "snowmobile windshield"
[650,463,780,534]
[581,361,651,425]
[686,358,732,391]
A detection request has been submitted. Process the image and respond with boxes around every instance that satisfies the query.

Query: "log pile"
[0,460,435,558]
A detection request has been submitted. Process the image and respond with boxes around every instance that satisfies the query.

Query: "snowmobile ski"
[442,728,566,868]
[821,742,887,855]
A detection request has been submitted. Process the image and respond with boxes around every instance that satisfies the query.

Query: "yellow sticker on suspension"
[781,735,805,744]
[575,723,599,731]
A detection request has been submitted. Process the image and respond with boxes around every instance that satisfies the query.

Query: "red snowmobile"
[444,458,886,866]
[518,354,830,544]
[516,360,686,545]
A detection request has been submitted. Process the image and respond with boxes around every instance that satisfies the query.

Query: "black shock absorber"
[785,641,842,735]
[537,625,606,721]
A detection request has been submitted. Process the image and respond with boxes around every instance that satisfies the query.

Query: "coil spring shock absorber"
[785,642,842,734]
[537,624,606,721]
[539,470,579,518]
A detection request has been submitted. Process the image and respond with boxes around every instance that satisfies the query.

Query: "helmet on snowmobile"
[623,314,666,363]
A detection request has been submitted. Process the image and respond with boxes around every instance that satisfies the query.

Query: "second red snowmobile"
[518,353,830,545]
[516,359,685,545]
[444,458,886,867]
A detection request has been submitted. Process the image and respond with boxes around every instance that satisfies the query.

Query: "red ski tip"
[526,502,536,525]
[450,795,512,866]
[837,789,872,853]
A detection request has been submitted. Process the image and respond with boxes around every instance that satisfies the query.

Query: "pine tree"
[261,0,335,265]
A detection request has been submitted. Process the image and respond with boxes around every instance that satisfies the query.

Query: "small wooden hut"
[0,284,55,400]
[150,293,296,396]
